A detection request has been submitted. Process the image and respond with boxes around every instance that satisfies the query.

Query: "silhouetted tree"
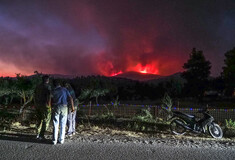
[208,76,225,94]
[222,47,235,96]
[91,89,109,104]
[0,78,13,105]
[182,48,211,97]
[15,74,35,113]
[78,88,109,104]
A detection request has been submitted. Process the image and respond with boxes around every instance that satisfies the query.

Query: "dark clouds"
[0,0,235,76]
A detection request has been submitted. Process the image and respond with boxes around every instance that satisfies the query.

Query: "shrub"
[160,93,173,120]
[98,112,115,120]
[95,105,115,120]
[111,96,120,107]
[225,119,235,129]
[132,108,155,123]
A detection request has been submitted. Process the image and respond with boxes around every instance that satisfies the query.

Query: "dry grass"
[1,121,235,142]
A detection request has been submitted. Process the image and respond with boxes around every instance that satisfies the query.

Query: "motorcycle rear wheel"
[170,119,186,135]
[208,123,223,139]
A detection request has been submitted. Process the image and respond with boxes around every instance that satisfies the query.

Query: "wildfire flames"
[131,63,159,74]
[110,62,159,76]
[110,71,123,76]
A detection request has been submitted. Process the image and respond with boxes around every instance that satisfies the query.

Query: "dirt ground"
[1,121,235,143]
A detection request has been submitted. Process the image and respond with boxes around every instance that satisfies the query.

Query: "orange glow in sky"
[0,61,31,77]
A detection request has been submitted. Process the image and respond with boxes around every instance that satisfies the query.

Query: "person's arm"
[47,96,51,107]
[47,87,52,107]
[69,96,75,112]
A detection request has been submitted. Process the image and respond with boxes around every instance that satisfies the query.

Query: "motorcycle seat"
[173,111,195,119]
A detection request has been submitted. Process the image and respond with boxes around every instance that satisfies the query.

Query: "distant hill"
[114,71,163,81]
[147,72,185,84]
[48,74,78,79]
[27,72,184,83]
[113,71,185,84]
[27,73,78,79]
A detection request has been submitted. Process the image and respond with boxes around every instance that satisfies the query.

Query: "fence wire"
[78,104,235,122]
[1,104,234,123]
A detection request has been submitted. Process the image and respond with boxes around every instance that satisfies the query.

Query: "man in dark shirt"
[34,75,51,140]
[52,80,74,145]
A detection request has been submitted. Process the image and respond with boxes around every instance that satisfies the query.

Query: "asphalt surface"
[0,135,235,160]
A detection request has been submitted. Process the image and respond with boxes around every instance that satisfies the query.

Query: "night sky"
[0,0,235,77]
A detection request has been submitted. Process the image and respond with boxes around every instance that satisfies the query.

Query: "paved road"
[0,135,235,160]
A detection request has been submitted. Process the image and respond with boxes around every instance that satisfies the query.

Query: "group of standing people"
[34,75,78,145]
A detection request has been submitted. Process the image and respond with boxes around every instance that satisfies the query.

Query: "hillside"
[114,71,163,81]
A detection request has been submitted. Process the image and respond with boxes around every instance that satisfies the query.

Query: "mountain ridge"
[114,71,182,81]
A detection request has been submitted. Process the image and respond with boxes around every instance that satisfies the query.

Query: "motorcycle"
[169,107,223,138]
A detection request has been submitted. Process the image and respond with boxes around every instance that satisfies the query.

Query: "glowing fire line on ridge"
[110,63,159,76]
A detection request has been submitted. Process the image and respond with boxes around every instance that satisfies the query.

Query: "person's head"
[42,75,49,84]
[64,82,72,90]
[53,79,61,87]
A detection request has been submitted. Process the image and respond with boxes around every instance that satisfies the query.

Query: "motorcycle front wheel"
[170,119,186,135]
[208,123,223,139]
